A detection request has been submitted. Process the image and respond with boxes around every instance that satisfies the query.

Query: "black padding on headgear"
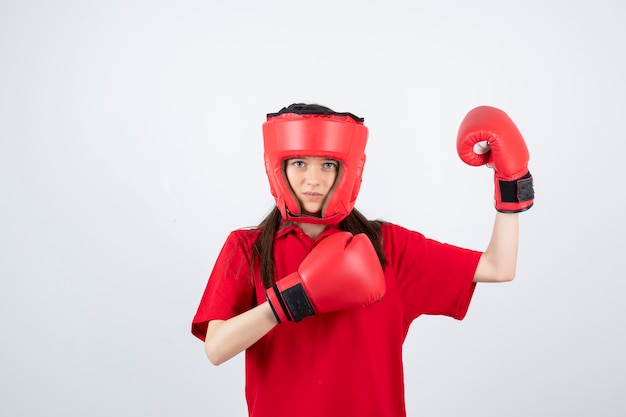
[267,103,364,122]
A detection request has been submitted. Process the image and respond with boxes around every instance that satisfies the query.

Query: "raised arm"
[455,106,534,283]
[473,212,519,282]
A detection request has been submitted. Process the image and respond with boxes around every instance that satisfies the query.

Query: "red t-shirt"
[192,222,482,417]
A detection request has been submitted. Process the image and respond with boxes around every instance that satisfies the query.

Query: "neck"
[295,222,327,240]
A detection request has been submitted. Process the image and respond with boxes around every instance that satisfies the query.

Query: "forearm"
[474,212,519,282]
[205,301,277,365]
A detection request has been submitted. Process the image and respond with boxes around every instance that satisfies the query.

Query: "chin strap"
[285,209,343,225]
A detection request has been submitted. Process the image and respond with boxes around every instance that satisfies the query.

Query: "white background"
[1,1,624,416]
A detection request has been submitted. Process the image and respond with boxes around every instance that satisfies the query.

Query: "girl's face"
[285,156,339,216]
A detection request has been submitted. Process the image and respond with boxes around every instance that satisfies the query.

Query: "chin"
[301,208,323,217]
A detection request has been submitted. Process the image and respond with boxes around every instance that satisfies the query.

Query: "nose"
[305,166,321,186]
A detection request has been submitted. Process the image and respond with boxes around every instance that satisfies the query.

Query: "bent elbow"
[496,267,516,282]
[474,264,517,283]
[499,271,516,282]
[206,354,224,367]
[205,340,227,366]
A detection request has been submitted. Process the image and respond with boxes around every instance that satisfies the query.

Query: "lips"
[303,192,323,200]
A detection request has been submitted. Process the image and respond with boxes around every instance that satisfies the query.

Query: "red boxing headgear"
[263,105,368,224]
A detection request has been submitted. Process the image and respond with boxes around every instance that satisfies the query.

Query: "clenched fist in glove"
[457,106,534,213]
[265,232,386,323]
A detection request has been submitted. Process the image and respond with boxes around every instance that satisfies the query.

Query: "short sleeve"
[383,223,482,324]
[191,230,257,341]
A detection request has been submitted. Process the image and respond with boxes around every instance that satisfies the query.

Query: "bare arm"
[473,212,519,283]
[205,302,278,366]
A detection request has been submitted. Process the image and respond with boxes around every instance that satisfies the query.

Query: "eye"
[290,160,305,168]
[323,161,338,170]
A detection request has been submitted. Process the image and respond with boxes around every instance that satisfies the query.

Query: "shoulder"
[229,226,261,239]
[379,221,427,242]
[377,221,426,259]
[220,227,262,252]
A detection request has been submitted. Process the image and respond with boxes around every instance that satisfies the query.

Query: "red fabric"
[192,222,481,417]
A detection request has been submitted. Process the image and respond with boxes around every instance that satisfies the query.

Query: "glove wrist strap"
[495,171,534,213]
[279,284,315,322]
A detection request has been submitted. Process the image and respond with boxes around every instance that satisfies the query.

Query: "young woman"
[191,103,534,417]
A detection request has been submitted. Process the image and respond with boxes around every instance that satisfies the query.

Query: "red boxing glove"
[457,106,534,212]
[265,232,386,323]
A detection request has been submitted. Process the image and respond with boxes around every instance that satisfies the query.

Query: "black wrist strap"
[279,283,315,322]
[499,171,534,203]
